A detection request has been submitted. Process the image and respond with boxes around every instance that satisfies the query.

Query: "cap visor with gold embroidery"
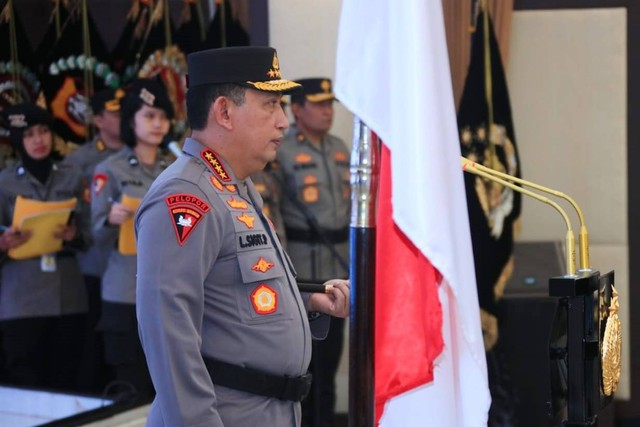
[305,92,335,102]
[291,78,335,104]
[187,46,301,94]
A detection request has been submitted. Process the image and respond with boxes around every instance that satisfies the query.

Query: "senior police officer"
[135,47,350,427]
[274,78,350,427]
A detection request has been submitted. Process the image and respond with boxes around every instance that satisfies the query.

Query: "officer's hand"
[0,228,32,251]
[308,279,350,318]
[108,202,133,225]
[53,220,77,241]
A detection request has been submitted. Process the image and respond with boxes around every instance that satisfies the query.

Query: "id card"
[41,254,57,272]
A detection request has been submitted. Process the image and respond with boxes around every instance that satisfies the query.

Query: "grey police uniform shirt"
[136,137,328,427]
[63,137,122,277]
[274,125,351,282]
[0,162,88,320]
[91,146,168,305]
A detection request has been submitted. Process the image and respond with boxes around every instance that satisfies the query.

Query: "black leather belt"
[285,226,349,244]
[203,357,312,402]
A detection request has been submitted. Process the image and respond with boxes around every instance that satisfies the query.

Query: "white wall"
[269,0,354,149]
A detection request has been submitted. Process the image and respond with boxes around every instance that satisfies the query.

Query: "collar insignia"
[201,149,231,182]
[236,212,255,229]
[225,184,236,193]
[96,140,106,152]
[165,193,211,246]
[251,257,275,273]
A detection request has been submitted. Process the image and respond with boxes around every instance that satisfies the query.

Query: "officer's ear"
[212,96,233,130]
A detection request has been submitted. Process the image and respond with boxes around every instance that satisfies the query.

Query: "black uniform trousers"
[0,314,85,391]
[303,316,345,427]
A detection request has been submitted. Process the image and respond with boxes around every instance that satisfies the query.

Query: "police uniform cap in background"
[119,78,175,147]
[90,87,125,116]
[290,78,335,105]
[3,103,54,147]
[186,46,301,93]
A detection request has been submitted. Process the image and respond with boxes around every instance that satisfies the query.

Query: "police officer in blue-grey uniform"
[63,87,125,391]
[0,103,88,390]
[274,78,350,427]
[91,79,173,399]
[135,47,350,427]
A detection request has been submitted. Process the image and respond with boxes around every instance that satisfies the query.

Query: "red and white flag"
[335,1,491,425]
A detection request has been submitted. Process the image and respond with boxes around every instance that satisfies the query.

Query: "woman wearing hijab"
[0,103,88,390]
[91,78,174,401]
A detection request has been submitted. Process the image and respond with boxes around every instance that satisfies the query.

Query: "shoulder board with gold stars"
[201,149,232,182]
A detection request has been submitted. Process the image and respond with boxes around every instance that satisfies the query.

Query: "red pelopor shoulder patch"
[92,173,108,196]
[165,193,211,245]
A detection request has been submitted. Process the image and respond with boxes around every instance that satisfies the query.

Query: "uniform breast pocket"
[236,249,291,324]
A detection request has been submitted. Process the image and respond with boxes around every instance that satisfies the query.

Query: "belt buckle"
[282,372,313,401]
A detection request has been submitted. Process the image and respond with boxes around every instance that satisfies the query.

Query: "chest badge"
[251,284,278,315]
[165,193,211,246]
[295,153,312,163]
[252,257,275,273]
[334,152,347,162]
[236,212,255,229]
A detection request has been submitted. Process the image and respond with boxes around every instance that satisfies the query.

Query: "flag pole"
[349,117,379,427]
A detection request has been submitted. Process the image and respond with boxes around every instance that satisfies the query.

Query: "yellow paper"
[118,194,142,255]
[11,196,77,229]
[8,208,75,260]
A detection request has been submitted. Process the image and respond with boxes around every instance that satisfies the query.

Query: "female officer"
[0,103,88,390]
[91,78,173,400]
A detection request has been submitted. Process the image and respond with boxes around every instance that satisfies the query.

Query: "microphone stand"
[461,157,619,426]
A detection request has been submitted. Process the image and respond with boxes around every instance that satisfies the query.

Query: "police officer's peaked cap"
[186,46,301,93]
[290,78,335,104]
[90,87,125,115]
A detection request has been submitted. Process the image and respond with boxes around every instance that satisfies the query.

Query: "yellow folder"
[8,196,78,260]
[118,194,142,255]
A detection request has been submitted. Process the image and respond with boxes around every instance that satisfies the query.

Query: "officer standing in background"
[91,79,173,400]
[251,161,288,247]
[274,78,351,427]
[0,103,88,390]
[63,87,125,392]
[135,46,350,427]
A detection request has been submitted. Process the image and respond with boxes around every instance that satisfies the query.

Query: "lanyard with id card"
[41,254,57,272]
